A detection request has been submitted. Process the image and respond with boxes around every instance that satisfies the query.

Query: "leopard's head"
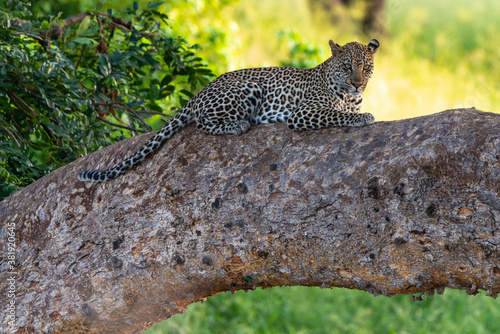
[326,39,379,96]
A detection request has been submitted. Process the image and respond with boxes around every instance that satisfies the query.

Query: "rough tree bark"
[1,108,499,333]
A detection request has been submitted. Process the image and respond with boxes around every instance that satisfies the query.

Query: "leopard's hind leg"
[193,86,255,136]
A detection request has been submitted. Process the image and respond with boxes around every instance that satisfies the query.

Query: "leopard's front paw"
[363,113,375,125]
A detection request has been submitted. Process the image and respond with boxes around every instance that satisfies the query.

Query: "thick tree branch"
[1,109,499,333]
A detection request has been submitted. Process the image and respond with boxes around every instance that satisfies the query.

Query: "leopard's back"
[77,38,379,182]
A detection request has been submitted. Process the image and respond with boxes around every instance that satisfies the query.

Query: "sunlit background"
[33,0,500,124]
[27,0,500,332]
[158,0,500,122]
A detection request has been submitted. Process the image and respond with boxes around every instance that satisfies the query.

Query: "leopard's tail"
[77,109,192,182]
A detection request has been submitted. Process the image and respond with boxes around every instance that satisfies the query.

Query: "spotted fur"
[78,39,379,182]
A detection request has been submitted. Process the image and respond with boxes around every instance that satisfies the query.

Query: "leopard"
[78,38,379,182]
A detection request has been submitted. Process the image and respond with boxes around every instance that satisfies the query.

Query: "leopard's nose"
[352,82,362,88]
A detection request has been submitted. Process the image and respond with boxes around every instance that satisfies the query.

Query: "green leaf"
[180,89,194,98]
[45,123,69,138]
[148,2,165,9]
[98,54,112,77]
[161,75,172,86]
[147,103,163,112]
[76,16,92,36]
[196,68,214,76]
[72,37,97,46]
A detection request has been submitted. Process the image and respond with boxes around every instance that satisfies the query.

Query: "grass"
[145,287,500,334]
[144,0,500,332]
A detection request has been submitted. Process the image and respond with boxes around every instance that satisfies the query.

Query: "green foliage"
[383,0,500,112]
[388,0,499,73]
[277,29,325,69]
[29,0,243,75]
[0,0,214,199]
[159,0,243,75]
[145,287,500,334]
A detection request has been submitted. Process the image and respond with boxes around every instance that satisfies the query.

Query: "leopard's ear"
[367,39,380,53]
[329,40,343,57]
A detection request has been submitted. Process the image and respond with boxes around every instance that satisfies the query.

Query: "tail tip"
[77,170,90,181]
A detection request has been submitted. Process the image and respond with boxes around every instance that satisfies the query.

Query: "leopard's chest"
[331,88,363,113]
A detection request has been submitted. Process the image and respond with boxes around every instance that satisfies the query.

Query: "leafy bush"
[277,29,325,69]
[0,0,214,199]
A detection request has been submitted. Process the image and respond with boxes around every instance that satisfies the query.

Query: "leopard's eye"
[344,63,352,70]
[363,64,372,71]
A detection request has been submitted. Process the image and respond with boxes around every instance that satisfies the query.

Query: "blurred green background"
[140,0,500,121]
[31,0,500,122]
[7,0,500,332]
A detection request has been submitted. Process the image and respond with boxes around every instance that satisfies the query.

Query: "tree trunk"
[362,0,386,35]
[1,108,499,333]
